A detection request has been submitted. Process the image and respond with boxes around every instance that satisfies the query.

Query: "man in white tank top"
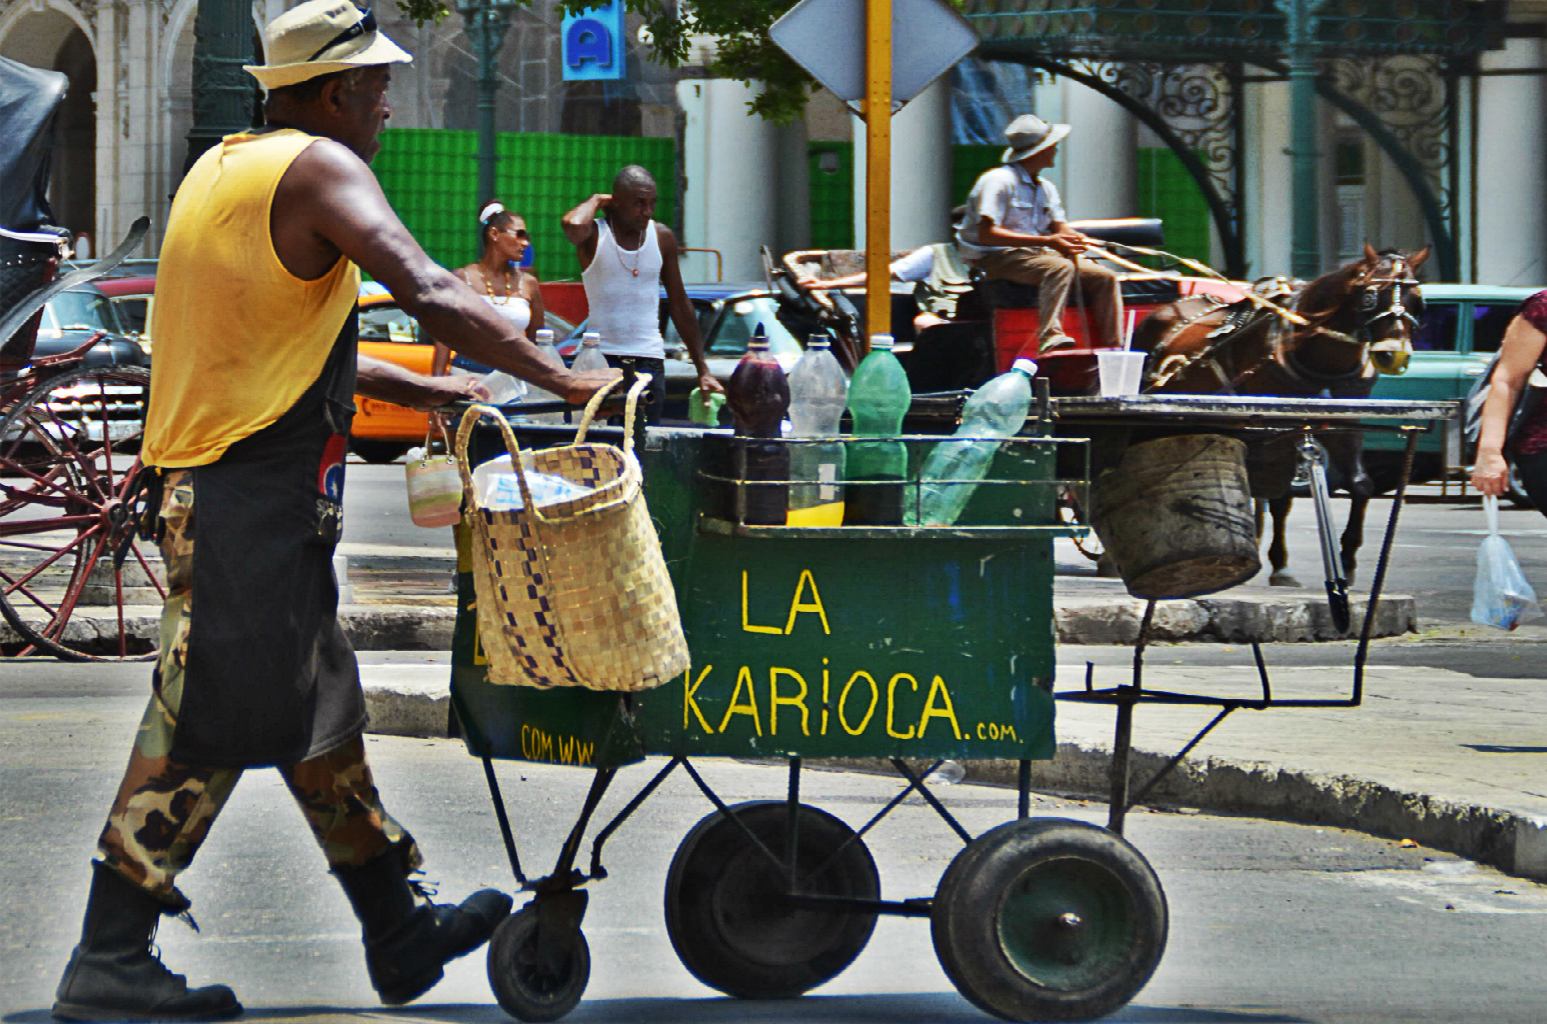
[563,165,722,422]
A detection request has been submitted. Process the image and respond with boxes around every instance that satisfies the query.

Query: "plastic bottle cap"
[535,329,555,343]
[871,334,894,351]
[1011,358,1038,376]
[582,332,600,346]
[808,334,831,349]
[749,323,770,350]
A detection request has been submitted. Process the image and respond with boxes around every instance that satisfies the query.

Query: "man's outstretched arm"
[357,354,490,410]
[277,140,618,405]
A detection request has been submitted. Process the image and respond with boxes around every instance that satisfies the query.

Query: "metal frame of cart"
[1048,394,1454,837]
[451,404,1182,1023]
[449,391,1450,1023]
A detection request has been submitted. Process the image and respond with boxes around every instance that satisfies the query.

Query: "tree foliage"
[393,0,815,123]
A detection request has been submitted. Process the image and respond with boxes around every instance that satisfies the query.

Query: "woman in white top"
[435,201,546,373]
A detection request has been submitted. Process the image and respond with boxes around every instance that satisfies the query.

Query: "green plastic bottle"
[843,334,912,525]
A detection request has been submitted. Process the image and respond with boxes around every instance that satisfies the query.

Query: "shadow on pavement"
[1,996,1314,1024]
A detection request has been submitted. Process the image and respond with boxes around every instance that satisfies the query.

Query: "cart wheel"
[931,818,1167,1023]
[487,905,590,1023]
[664,800,879,999]
[0,366,159,661]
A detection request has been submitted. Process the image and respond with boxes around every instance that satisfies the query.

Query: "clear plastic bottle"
[786,334,848,526]
[725,324,791,524]
[910,358,1037,527]
[843,333,911,525]
[571,331,609,373]
[519,328,567,423]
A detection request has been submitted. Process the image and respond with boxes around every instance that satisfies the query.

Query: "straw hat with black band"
[1001,113,1071,164]
[244,0,412,90]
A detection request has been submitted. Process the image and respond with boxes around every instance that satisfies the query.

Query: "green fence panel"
[808,141,854,250]
[372,128,675,282]
[1136,147,1212,266]
[952,144,1001,206]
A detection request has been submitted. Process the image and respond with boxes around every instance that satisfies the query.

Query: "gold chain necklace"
[613,227,643,277]
[483,265,514,305]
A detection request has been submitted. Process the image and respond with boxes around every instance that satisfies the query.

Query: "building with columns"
[3,0,1547,285]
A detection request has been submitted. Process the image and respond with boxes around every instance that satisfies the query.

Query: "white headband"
[479,201,504,224]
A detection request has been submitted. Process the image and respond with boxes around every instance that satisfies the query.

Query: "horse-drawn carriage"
[766,230,1435,589]
[0,56,161,662]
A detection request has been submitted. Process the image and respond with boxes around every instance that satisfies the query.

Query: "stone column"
[851,77,951,251]
[1476,38,1547,285]
[775,118,811,257]
[1245,79,1293,279]
[1059,76,1134,222]
[675,78,778,283]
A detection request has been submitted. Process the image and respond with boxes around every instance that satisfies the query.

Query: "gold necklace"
[483,265,514,305]
[614,229,642,277]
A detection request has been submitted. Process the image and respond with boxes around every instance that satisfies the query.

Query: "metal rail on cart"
[1045,396,1454,835]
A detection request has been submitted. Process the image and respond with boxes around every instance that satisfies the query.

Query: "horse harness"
[1149,255,1422,392]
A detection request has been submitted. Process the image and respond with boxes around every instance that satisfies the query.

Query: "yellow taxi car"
[351,288,437,463]
[351,285,581,462]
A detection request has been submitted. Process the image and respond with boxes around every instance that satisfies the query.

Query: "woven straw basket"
[454,376,689,691]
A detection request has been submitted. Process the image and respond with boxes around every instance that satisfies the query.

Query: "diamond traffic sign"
[769,0,978,111]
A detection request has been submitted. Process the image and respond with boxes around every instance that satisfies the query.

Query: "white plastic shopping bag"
[1471,495,1544,630]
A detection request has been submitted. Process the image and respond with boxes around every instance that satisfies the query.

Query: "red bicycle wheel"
[0,365,160,660]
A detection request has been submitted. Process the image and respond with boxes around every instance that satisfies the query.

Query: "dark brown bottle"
[725,324,791,525]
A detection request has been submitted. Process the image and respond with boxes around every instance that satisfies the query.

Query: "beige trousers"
[976,248,1125,349]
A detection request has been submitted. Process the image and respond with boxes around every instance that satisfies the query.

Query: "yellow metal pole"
[863,0,892,351]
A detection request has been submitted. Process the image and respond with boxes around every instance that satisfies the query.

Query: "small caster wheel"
[932,818,1167,1022]
[488,905,590,1022]
[664,800,880,998]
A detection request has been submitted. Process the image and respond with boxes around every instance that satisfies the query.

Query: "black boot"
[52,862,241,1023]
[333,848,512,1006]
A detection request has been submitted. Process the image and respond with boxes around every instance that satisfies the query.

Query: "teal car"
[1362,283,1541,492]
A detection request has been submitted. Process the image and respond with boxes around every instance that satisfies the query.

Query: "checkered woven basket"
[454,376,689,691]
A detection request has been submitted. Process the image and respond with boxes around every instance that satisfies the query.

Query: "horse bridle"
[1303,254,1423,347]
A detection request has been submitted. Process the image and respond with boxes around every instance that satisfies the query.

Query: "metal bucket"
[1089,433,1261,599]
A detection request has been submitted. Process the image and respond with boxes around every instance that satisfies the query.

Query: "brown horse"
[1131,244,1429,585]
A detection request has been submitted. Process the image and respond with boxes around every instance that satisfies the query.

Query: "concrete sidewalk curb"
[1055,592,1413,643]
[964,747,1547,883]
[30,593,1414,653]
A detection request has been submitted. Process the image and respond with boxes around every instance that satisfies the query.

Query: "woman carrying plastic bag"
[1471,495,1544,629]
[1472,290,1547,509]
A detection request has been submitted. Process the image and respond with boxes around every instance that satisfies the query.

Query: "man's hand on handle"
[561,368,625,407]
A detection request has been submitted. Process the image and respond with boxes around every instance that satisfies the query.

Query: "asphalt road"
[6,658,1547,1024]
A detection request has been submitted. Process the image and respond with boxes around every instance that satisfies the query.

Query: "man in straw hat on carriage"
[50,3,619,1020]
[956,113,1126,353]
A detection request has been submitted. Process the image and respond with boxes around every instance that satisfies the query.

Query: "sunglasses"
[309,6,376,62]
[504,227,530,240]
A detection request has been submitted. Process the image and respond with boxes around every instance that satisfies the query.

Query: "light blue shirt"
[956,164,1067,261]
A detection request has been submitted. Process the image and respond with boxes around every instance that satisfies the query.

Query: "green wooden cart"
[450,414,1168,1023]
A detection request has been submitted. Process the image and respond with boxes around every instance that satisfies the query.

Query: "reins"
[1093,243,1421,361]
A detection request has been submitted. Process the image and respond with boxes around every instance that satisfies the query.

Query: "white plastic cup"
[1096,349,1147,397]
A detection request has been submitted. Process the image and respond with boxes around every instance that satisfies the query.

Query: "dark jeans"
[603,355,666,425]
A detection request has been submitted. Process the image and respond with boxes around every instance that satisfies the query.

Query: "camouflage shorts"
[97,469,421,899]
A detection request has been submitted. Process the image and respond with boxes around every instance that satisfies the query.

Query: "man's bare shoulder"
[286,136,374,187]
[654,222,679,249]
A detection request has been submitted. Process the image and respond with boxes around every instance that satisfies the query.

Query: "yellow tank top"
[143,129,360,467]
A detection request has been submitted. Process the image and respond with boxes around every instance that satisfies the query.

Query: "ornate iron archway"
[962,0,1504,280]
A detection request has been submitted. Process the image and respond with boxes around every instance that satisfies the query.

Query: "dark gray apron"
[170,308,363,767]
